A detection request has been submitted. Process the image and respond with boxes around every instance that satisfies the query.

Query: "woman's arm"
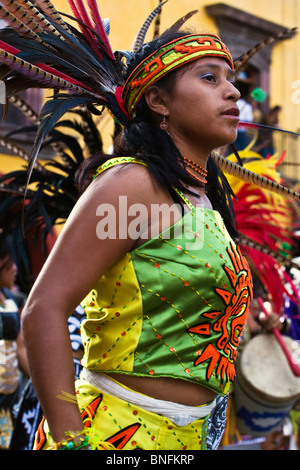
[16,329,30,378]
[21,164,155,443]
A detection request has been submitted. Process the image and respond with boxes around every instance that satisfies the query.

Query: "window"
[206,3,295,115]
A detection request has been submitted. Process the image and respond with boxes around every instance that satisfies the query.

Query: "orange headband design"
[122,34,233,117]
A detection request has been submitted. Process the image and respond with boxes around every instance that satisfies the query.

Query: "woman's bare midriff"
[107,373,217,406]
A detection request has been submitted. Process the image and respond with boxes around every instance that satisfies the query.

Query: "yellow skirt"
[35,375,212,451]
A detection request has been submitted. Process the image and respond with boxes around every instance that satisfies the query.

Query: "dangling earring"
[160,116,168,131]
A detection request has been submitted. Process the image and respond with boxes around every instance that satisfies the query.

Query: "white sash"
[81,368,216,426]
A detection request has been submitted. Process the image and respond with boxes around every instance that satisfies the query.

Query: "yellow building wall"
[1,0,300,177]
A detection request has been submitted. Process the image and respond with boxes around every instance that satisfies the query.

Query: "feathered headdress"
[0,0,174,288]
[0,0,174,183]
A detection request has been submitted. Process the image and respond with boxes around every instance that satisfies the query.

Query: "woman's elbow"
[21,295,51,341]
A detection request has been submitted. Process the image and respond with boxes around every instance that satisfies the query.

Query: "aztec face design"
[188,242,253,384]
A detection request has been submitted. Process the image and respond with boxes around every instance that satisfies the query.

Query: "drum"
[233,333,300,436]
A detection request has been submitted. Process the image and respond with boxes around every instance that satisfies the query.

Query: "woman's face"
[161,57,241,154]
[0,255,17,289]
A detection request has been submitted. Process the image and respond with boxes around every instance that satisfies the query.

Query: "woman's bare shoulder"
[90,160,160,203]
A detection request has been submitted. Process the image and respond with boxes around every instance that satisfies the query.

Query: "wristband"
[47,431,91,451]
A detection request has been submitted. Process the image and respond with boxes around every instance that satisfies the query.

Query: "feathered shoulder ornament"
[0,0,171,186]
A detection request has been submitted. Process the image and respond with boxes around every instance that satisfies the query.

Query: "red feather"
[68,0,103,61]
[87,0,115,60]
[0,39,90,89]
[72,0,94,36]
[275,150,287,167]
[0,39,18,55]
[68,0,115,61]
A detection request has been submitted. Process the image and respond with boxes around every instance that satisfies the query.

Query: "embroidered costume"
[35,156,253,450]
[81,158,253,394]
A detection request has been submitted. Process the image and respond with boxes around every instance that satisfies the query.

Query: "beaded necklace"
[182,157,207,184]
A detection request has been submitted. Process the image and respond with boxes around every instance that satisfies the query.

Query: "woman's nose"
[228,82,241,102]
[224,79,241,102]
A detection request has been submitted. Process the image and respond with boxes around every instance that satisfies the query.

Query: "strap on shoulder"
[93,156,147,180]
[93,156,194,208]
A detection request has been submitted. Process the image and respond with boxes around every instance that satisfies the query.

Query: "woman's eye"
[201,73,216,82]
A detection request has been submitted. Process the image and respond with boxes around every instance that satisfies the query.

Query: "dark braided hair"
[75,30,239,241]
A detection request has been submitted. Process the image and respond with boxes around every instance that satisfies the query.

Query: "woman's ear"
[144,86,169,117]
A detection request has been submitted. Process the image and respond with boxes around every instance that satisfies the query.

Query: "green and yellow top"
[80,157,253,396]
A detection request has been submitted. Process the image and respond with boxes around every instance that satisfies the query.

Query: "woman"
[21,29,255,450]
[0,1,255,450]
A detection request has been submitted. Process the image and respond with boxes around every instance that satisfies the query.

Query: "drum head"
[237,334,300,404]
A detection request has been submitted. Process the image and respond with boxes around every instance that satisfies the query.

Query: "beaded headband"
[122,34,234,117]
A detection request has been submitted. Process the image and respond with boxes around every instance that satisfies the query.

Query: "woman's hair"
[75,30,239,240]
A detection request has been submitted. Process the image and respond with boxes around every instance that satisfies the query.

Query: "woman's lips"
[221,107,240,120]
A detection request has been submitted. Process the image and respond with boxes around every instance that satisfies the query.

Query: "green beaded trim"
[93,156,147,180]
